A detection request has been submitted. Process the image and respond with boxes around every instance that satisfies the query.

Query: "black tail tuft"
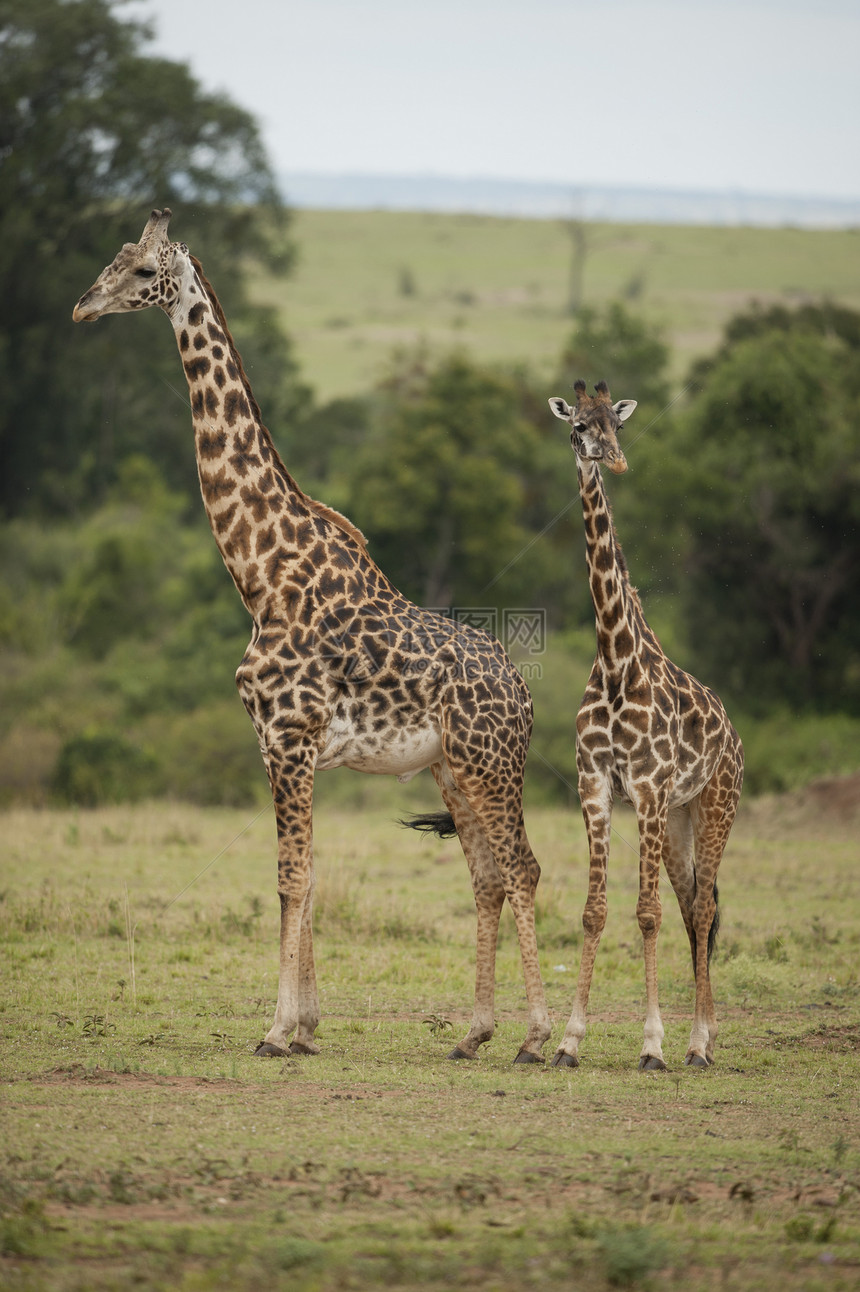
[398,811,458,840]
[707,881,720,963]
[689,881,721,970]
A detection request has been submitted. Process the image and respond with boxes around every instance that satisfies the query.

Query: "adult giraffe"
[549,381,743,1070]
[73,208,550,1064]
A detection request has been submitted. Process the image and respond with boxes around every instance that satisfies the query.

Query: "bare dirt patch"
[799,773,860,821]
[30,1064,239,1090]
[741,771,860,834]
[798,1023,860,1053]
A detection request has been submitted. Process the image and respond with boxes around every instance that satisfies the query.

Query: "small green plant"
[423,1013,453,1036]
[107,1169,139,1204]
[428,1217,457,1239]
[270,1236,326,1271]
[784,1216,814,1242]
[597,1224,669,1287]
[785,1214,838,1244]
[777,1128,809,1160]
[82,1013,115,1037]
[0,1197,51,1258]
[220,896,263,937]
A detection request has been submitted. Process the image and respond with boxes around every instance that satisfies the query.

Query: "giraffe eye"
[135,268,156,279]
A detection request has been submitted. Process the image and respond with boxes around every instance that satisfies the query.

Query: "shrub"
[51,729,158,806]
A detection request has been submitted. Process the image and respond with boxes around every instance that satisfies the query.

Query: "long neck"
[167,264,358,619]
[578,458,647,673]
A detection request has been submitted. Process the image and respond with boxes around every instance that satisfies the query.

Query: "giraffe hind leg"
[429,763,506,1059]
[684,738,742,1066]
[662,806,697,971]
[662,805,712,1067]
[431,760,551,1063]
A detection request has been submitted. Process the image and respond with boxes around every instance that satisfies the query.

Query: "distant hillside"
[249,209,860,403]
[280,172,860,230]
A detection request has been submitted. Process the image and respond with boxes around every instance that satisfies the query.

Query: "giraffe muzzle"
[72,293,101,323]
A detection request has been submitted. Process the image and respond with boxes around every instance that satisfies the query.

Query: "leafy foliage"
[0,0,306,516]
[0,460,263,805]
[556,301,671,410]
[674,306,860,713]
[344,351,550,610]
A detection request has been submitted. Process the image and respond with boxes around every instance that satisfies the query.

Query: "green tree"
[0,0,307,516]
[345,351,548,611]
[556,301,671,411]
[675,306,860,713]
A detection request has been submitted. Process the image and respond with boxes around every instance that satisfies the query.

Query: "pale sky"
[129,0,860,200]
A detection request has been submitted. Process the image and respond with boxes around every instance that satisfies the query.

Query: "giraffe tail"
[398,811,458,840]
[707,881,720,963]
[690,879,721,969]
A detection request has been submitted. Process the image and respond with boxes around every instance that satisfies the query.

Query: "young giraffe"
[73,208,551,1064]
[549,381,743,1070]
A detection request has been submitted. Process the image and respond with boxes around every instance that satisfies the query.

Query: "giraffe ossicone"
[548,381,743,1071]
[73,208,551,1064]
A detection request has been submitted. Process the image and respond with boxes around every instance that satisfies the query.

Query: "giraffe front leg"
[552,780,611,1069]
[552,887,606,1068]
[254,751,319,1058]
[288,868,321,1055]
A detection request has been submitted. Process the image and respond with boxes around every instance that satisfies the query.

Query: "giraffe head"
[548,380,637,475]
[73,208,189,322]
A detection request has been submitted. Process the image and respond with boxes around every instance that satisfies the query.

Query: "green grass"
[252,211,860,400]
[1,793,859,1289]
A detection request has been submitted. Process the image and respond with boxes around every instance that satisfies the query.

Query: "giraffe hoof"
[447,1046,477,1061]
[513,1049,545,1065]
[684,1052,710,1068]
[253,1041,289,1058]
[551,1051,579,1069]
[288,1041,320,1057]
[638,1055,668,1072]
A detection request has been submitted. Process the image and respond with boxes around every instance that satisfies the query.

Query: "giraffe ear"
[548,397,573,420]
[613,399,637,423]
[169,243,189,272]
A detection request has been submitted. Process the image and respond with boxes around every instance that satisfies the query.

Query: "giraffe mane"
[189,256,368,550]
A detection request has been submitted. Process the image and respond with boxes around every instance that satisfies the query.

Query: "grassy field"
[2,783,859,1290]
[250,211,860,400]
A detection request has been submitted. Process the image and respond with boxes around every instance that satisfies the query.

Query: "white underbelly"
[317,714,444,782]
